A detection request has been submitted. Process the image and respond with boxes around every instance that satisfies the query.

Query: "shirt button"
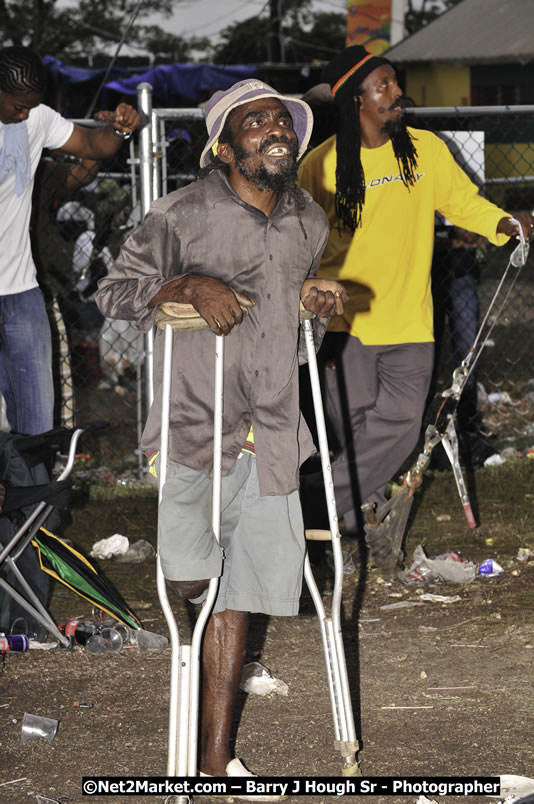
[269,254,273,261]
[267,293,271,300]
[255,370,259,376]
[261,332,265,338]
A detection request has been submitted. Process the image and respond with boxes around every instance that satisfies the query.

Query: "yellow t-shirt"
[298,128,509,345]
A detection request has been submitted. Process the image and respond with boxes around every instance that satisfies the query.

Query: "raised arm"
[59,103,142,161]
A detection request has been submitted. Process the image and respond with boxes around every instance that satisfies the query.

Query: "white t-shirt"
[0,104,74,294]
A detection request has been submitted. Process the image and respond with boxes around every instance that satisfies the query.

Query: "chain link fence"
[409,107,534,463]
[34,102,534,474]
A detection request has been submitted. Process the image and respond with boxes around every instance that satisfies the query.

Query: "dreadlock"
[0,46,46,96]
[335,91,419,234]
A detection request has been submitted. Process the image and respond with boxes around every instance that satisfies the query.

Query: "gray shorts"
[158,452,305,615]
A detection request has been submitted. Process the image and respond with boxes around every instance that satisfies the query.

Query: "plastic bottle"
[112,623,168,651]
[85,627,123,654]
[0,634,29,653]
[58,618,99,646]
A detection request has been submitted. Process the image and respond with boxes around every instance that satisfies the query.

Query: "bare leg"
[168,582,248,776]
[201,609,249,776]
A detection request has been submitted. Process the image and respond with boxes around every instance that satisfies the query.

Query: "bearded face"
[232,134,299,193]
[220,97,300,194]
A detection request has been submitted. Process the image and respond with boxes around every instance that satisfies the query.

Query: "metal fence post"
[137,82,155,414]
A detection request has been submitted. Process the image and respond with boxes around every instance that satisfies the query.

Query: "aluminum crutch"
[154,303,224,788]
[301,315,360,776]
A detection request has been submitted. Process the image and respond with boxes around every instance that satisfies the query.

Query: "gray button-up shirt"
[96,169,329,496]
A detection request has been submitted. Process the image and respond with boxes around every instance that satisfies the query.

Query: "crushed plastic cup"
[130,627,168,651]
[399,544,476,585]
[85,627,123,653]
[21,712,59,742]
[478,559,504,577]
[111,624,168,650]
[326,548,356,574]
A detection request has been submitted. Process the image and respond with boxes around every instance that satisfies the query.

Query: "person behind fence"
[297,44,534,573]
[96,79,348,786]
[0,45,141,436]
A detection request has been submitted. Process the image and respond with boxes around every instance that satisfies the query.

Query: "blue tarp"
[105,63,259,104]
[43,57,259,105]
[43,56,130,85]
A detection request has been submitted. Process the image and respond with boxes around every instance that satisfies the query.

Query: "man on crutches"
[96,80,348,790]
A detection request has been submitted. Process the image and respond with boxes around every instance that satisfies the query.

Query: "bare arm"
[58,103,142,161]
[65,159,100,191]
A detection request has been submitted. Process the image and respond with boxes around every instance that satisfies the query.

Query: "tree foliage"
[213,2,346,65]
[0,0,464,67]
[212,0,459,66]
[0,0,208,62]
[405,0,462,36]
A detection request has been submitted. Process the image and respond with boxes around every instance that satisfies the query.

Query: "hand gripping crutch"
[301,315,360,776]
[154,303,224,789]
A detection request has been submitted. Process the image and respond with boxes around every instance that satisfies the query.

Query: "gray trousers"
[322,335,434,531]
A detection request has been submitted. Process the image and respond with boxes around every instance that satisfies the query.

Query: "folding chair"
[0,427,85,648]
[154,303,359,787]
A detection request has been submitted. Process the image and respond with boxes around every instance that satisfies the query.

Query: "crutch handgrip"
[305,528,332,541]
[155,302,250,332]
[156,301,314,331]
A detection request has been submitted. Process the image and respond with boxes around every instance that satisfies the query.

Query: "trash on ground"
[115,539,156,563]
[478,559,504,577]
[415,797,438,804]
[28,794,70,804]
[0,634,29,653]
[499,447,519,461]
[436,514,451,522]
[128,627,168,651]
[487,391,513,404]
[399,545,477,585]
[240,662,289,696]
[89,534,129,559]
[21,712,59,742]
[58,617,167,652]
[326,548,356,574]
[0,777,27,788]
[427,685,476,690]
[380,600,425,610]
[487,775,534,800]
[28,639,58,650]
[419,593,462,604]
[85,627,123,654]
[516,547,534,561]
[381,705,433,710]
[449,643,487,648]
[484,453,506,467]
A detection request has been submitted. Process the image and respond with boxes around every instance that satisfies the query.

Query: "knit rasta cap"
[324,45,391,106]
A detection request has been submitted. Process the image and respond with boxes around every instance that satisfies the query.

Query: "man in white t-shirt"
[0,45,141,435]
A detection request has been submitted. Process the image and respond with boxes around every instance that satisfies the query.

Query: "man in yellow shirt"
[298,45,534,573]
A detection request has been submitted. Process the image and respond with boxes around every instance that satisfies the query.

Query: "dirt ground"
[1,458,534,804]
